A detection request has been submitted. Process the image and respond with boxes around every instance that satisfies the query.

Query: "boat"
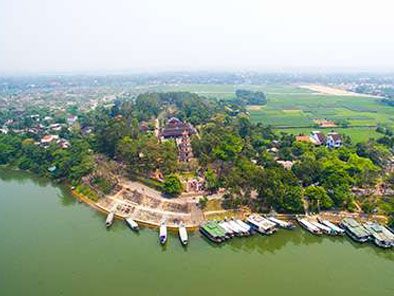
[297,218,322,235]
[178,223,188,246]
[267,217,295,230]
[317,219,345,235]
[235,219,253,234]
[125,217,139,231]
[218,221,237,237]
[247,215,276,235]
[159,221,167,245]
[228,220,248,236]
[339,218,370,243]
[105,209,115,228]
[363,222,394,249]
[200,221,226,243]
[309,220,335,235]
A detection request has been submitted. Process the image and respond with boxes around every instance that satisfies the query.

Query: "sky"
[0,0,394,73]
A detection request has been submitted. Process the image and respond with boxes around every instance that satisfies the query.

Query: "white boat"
[235,220,252,234]
[219,222,236,237]
[228,220,246,236]
[105,210,115,228]
[267,217,295,229]
[297,218,322,235]
[247,215,276,235]
[159,221,167,245]
[310,220,334,235]
[318,219,345,235]
[125,218,139,231]
[178,223,188,245]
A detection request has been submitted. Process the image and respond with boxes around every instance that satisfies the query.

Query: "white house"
[326,133,342,148]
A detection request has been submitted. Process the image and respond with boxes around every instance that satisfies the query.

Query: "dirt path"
[299,84,381,97]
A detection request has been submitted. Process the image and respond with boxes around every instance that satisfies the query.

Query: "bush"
[76,185,99,201]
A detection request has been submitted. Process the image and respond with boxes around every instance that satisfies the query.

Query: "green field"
[133,84,394,143]
[277,127,381,144]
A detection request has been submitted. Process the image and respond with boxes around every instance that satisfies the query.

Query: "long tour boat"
[200,221,226,243]
[228,220,248,236]
[363,222,394,249]
[105,209,115,228]
[159,221,168,245]
[178,222,188,246]
[297,218,322,235]
[340,218,370,243]
[247,215,276,235]
[218,221,237,237]
[125,217,139,231]
[235,219,253,234]
[317,219,345,235]
[310,220,335,235]
[267,217,295,230]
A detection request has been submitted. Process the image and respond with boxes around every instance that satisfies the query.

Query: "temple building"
[159,117,196,139]
[177,130,193,162]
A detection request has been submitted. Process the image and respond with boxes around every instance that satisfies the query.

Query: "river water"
[0,169,393,296]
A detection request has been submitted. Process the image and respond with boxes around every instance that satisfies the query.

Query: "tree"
[304,186,333,212]
[292,155,323,186]
[204,169,220,192]
[163,175,183,196]
[346,154,379,186]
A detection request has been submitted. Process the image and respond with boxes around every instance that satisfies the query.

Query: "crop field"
[277,127,381,144]
[134,84,394,142]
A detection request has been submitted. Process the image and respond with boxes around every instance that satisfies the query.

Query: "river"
[0,169,393,296]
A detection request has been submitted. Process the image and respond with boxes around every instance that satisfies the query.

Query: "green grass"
[278,127,381,143]
[129,83,394,142]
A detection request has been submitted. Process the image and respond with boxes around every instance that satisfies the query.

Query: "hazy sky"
[1,0,393,73]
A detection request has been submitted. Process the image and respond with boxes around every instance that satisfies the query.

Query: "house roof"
[296,135,311,142]
[311,131,326,144]
[328,133,342,141]
[160,118,196,138]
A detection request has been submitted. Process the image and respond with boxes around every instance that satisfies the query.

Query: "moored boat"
[105,210,115,228]
[228,220,248,236]
[317,219,345,235]
[247,215,276,235]
[125,217,139,231]
[159,221,168,245]
[310,220,335,235]
[363,222,393,249]
[178,222,188,246]
[267,217,295,230]
[200,221,226,243]
[219,221,237,237]
[340,218,370,243]
[235,219,252,235]
[297,218,322,235]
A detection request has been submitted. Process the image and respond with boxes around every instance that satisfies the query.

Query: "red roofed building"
[159,117,196,139]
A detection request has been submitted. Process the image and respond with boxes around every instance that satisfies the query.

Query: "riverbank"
[71,179,388,230]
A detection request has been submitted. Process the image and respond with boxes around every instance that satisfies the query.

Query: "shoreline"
[71,187,388,231]
[0,167,388,229]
